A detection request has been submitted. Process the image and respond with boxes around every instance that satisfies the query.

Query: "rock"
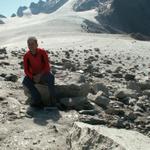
[0,127,8,141]
[106,108,125,116]
[109,101,124,108]
[94,93,110,108]
[115,88,137,99]
[4,74,18,82]
[0,48,7,54]
[24,84,51,106]
[124,74,135,81]
[114,66,123,73]
[0,61,10,66]
[17,6,28,17]
[112,73,123,78]
[125,111,137,121]
[87,91,110,108]
[60,97,93,110]
[66,122,150,150]
[143,90,150,96]
[91,82,109,95]
[109,118,125,128]
[78,115,107,125]
[78,110,99,116]
[24,72,90,104]
[56,83,90,98]
[62,59,77,71]
[127,81,141,92]
[138,81,150,90]
[128,98,137,106]
[134,105,144,113]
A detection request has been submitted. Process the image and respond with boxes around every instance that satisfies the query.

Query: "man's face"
[27,40,38,54]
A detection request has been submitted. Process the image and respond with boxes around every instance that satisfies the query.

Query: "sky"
[0,0,40,17]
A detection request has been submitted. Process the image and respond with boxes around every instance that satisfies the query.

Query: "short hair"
[27,36,37,43]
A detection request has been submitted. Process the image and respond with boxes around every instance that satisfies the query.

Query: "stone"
[4,74,18,82]
[92,82,109,96]
[78,110,99,116]
[115,89,137,99]
[138,81,150,90]
[78,115,107,125]
[60,97,93,110]
[94,94,110,108]
[66,122,150,150]
[24,84,51,106]
[106,108,125,116]
[124,74,135,81]
[112,73,123,78]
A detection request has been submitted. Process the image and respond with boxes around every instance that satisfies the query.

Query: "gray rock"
[92,82,109,95]
[143,90,150,96]
[115,89,137,99]
[60,97,93,110]
[62,59,77,71]
[29,0,68,15]
[125,111,137,121]
[87,91,110,108]
[17,6,28,17]
[67,122,150,150]
[127,81,141,93]
[78,115,107,125]
[124,74,135,81]
[95,94,110,108]
[0,127,8,141]
[138,81,150,90]
[78,110,99,116]
[106,108,125,116]
[56,83,90,98]
[112,73,123,78]
[4,74,18,82]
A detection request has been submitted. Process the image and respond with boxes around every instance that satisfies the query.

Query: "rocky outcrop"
[11,13,17,17]
[95,0,150,37]
[0,15,5,24]
[73,0,102,11]
[0,14,6,18]
[16,0,68,17]
[30,0,68,14]
[67,122,150,150]
[17,6,28,17]
[0,20,4,24]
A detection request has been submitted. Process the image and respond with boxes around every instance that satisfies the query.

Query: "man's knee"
[22,76,34,86]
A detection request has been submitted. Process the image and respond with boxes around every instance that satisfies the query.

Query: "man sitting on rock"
[22,36,56,108]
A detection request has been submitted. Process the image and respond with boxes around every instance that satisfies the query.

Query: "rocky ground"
[0,38,150,149]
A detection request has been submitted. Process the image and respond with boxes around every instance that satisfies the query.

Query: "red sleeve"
[41,50,51,74]
[23,53,33,79]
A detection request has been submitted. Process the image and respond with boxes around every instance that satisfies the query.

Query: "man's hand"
[33,73,42,83]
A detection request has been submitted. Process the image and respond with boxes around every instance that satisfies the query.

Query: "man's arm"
[41,50,51,74]
[23,54,33,79]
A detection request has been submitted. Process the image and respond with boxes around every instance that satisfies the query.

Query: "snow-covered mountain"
[0,14,6,24]
[0,0,150,48]
[16,0,68,17]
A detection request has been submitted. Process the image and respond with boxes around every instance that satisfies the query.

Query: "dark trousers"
[22,72,55,103]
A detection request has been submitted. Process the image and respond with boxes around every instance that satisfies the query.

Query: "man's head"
[27,36,38,55]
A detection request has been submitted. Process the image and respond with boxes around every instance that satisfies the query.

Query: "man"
[22,36,56,108]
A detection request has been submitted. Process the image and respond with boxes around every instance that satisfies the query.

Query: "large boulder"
[55,72,90,98]
[23,84,51,106]
[66,122,150,150]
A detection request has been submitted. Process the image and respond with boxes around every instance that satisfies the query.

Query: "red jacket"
[23,48,50,79]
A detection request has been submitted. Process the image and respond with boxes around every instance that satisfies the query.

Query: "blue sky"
[0,0,40,17]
